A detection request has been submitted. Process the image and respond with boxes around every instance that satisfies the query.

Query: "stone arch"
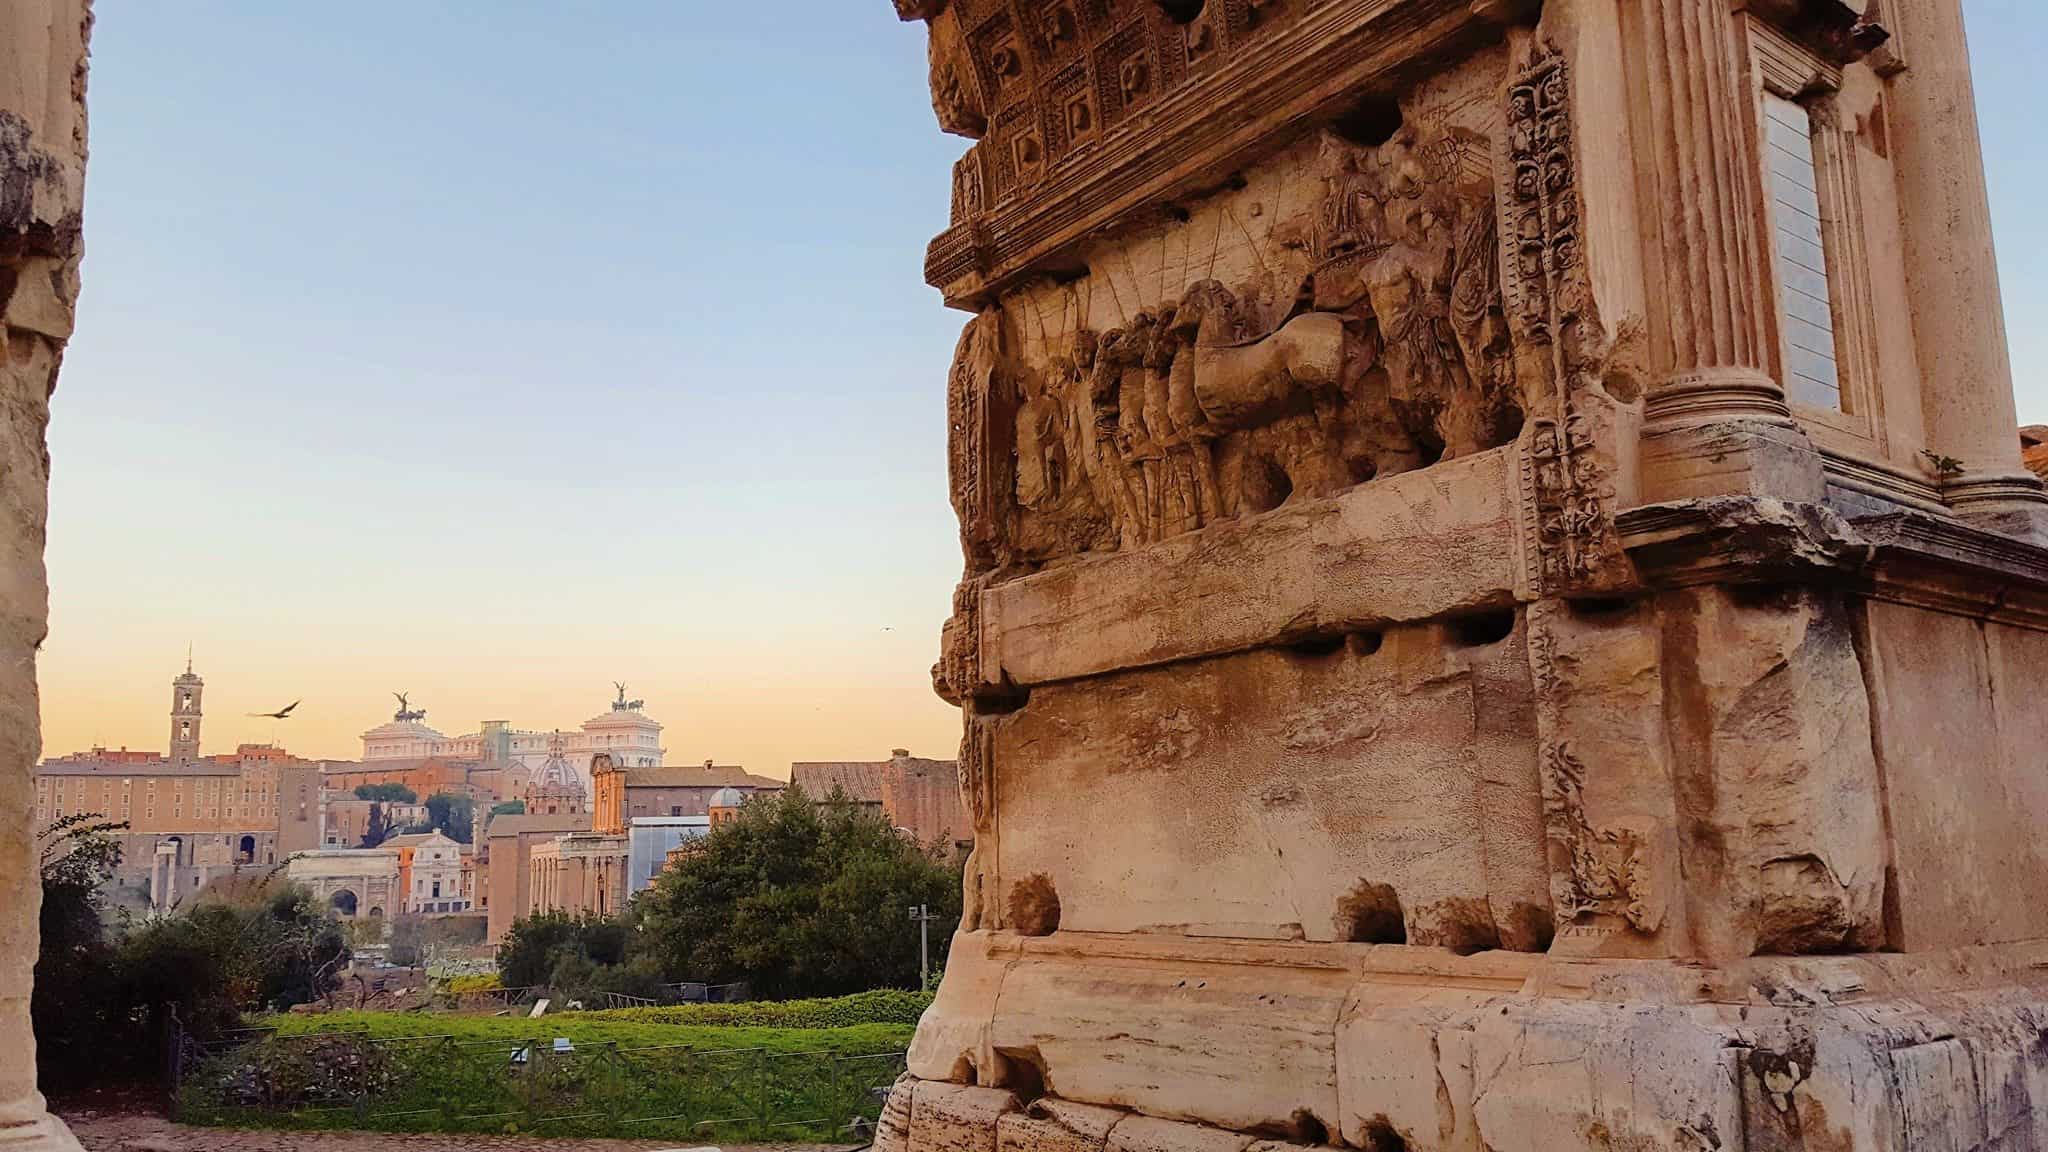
[329,889,359,917]
[238,834,256,863]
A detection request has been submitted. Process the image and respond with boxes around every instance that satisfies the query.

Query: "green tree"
[32,814,127,1089]
[490,799,526,817]
[424,791,475,844]
[354,782,418,803]
[361,801,392,847]
[31,816,349,1092]
[497,911,619,989]
[637,786,962,999]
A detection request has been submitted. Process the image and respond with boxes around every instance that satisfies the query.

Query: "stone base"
[882,931,2048,1151]
[0,1115,83,1152]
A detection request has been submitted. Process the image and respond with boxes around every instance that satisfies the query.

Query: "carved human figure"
[1086,327,1150,546]
[1114,313,1166,539]
[1015,364,1069,509]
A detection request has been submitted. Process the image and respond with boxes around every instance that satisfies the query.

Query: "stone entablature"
[528,831,629,921]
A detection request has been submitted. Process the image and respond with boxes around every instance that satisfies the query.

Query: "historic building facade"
[34,666,325,912]
[611,760,783,819]
[358,686,666,792]
[526,754,629,923]
[791,749,969,851]
[383,830,469,914]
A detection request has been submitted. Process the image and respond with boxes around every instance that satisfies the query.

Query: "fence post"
[437,1035,455,1133]
[353,1035,369,1128]
[160,1006,179,1114]
[603,1043,618,1131]
[830,1053,842,1137]
[525,1042,541,1128]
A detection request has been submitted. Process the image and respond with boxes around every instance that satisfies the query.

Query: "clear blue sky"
[37,2,2048,772]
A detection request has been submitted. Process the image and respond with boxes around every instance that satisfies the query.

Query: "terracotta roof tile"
[789,761,890,803]
[2021,425,2048,481]
[625,765,785,790]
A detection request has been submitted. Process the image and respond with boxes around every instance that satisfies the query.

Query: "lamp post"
[907,903,939,987]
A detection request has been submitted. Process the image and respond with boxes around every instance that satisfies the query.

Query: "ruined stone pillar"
[0,4,90,1149]
[1881,0,2048,532]
[1623,0,1824,504]
[880,1,2048,1147]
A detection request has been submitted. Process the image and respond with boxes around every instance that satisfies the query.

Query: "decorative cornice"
[1618,497,2048,630]
[923,0,1498,306]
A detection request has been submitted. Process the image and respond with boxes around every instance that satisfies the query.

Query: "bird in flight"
[248,700,301,720]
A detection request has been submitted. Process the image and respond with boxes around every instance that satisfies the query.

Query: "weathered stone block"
[1659,584,1886,959]
[997,1099,1127,1152]
[1105,1116,1253,1152]
[909,1082,1022,1152]
[987,625,1543,948]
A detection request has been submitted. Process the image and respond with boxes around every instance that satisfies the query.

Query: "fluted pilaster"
[1621,0,1823,504]
[1630,0,1786,420]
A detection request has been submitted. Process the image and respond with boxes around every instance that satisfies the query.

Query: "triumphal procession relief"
[888,0,2048,1148]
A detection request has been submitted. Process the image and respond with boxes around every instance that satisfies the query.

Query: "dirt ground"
[56,1107,853,1152]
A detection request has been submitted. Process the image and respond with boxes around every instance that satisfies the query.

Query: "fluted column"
[1884,0,2048,533]
[1624,0,1825,504]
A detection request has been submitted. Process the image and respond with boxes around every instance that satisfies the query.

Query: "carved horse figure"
[1171,279,1347,433]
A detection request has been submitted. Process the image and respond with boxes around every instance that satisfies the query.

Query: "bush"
[444,973,502,995]
[32,817,350,1091]
[636,786,962,998]
[493,910,610,983]
[586,988,933,1029]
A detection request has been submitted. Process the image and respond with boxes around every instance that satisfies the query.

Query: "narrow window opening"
[1763,93,1843,412]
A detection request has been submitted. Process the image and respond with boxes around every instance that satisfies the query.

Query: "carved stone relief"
[942,47,1532,574]
[1527,599,1670,943]
[1498,43,1632,598]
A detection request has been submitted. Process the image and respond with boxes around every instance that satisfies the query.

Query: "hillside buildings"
[484,756,784,940]
[41,665,965,938]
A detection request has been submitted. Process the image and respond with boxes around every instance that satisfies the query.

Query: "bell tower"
[169,654,203,761]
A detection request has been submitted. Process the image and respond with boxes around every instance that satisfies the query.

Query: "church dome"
[708,787,745,809]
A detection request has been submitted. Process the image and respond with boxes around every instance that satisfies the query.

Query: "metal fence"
[168,1025,904,1142]
[446,984,546,1012]
[446,981,748,1013]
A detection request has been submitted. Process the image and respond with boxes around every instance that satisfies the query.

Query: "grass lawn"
[266,1009,915,1054]
[179,1011,914,1143]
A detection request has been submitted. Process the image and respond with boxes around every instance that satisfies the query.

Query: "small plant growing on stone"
[1921,449,1966,479]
